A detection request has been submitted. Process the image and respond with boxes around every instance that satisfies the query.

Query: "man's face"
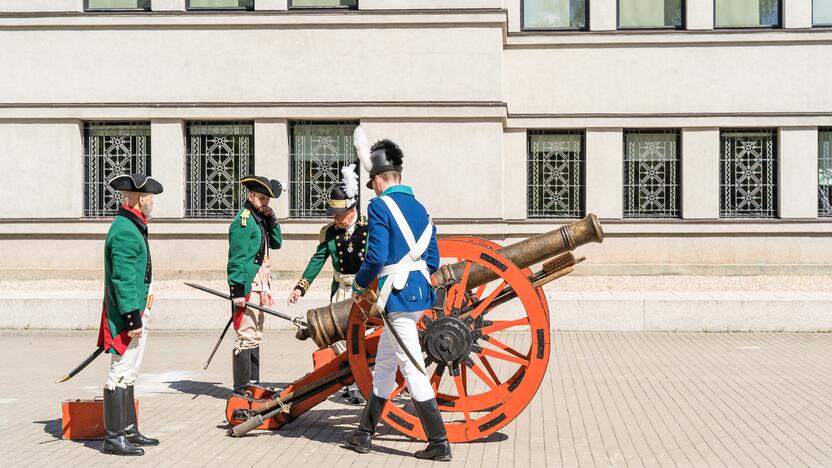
[248,192,270,211]
[139,194,154,219]
[334,208,357,229]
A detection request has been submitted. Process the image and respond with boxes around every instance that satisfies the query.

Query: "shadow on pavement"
[33,418,101,451]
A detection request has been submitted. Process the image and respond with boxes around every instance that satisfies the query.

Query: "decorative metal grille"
[720,129,778,218]
[185,121,254,218]
[83,122,151,218]
[623,130,680,218]
[820,129,832,217]
[527,130,585,218]
[290,121,359,218]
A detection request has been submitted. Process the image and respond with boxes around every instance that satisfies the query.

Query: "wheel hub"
[423,316,473,367]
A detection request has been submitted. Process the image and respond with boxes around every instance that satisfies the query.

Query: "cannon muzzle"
[298,213,604,349]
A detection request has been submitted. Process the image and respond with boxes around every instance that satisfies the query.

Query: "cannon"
[225,214,604,442]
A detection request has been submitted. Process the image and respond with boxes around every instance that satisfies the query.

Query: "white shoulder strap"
[380,195,433,261]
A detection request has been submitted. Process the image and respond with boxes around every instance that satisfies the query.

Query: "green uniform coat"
[227,201,283,300]
[294,216,368,298]
[97,206,152,356]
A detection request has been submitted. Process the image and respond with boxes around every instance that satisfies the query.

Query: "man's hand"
[127,329,142,339]
[288,288,302,304]
[232,297,246,308]
[260,206,278,225]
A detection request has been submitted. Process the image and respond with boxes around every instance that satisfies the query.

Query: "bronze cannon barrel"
[300,214,604,349]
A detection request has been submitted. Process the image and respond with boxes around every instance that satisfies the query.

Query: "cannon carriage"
[225,214,604,441]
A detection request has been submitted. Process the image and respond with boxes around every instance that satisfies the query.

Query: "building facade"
[0,0,830,278]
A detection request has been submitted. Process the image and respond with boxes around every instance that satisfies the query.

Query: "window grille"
[623,129,680,218]
[528,130,585,218]
[720,128,778,218]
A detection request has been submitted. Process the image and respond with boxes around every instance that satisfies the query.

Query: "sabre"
[56,346,105,383]
[184,282,307,329]
[204,317,233,370]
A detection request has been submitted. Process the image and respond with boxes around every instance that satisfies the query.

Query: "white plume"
[353,126,372,172]
[341,164,359,199]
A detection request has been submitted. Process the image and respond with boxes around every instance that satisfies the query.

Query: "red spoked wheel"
[347,237,551,442]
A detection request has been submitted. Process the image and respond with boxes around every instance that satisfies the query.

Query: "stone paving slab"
[2,331,832,467]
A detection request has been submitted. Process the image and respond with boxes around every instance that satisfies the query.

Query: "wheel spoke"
[453,261,473,309]
[479,347,530,367]
[468,280,507,320]
[468,362,509,402]
[389,381,407,400]
[479,317,530,335]
[478,354,501,385]
[453,373,472,423]
[484,335,527,360]
[430,365,444,393]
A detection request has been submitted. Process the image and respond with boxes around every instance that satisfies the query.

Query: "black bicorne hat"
[326,184,357,216]
[108,173,164,194]
[364,139,403,189]
[241,176,282,199]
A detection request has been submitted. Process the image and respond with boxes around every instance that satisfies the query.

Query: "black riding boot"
[413,398,452,461]
[124,385,159,446]
[233,348,251,395]
[101,387,144,456]
[345,393,386,454]
[250,347,260,385]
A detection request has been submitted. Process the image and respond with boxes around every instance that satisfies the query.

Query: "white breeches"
[372,312,434,403]
[105,318,149,390]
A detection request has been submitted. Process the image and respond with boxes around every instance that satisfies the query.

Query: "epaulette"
[241,209,250,227]
[319,222,335,243]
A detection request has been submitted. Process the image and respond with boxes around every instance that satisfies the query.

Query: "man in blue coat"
[344,133,451,461]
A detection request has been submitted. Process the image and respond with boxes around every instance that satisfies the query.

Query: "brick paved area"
[2,331,831,467]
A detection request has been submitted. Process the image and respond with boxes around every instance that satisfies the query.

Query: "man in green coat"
[96,173,163,456]
[227,175,283,395]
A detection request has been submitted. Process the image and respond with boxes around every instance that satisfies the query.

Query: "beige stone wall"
[0,3,829,275]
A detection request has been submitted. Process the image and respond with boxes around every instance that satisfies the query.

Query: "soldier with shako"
[345,129,452,461]
[227,176,283,395]
[97,174,162,456]
[287,163,368,403]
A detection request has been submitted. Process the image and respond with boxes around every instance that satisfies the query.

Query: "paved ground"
[2,330,831,467]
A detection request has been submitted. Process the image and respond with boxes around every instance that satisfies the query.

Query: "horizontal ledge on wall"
[0,10,505,29]
[506,30,832,48]
[507,113,832,129]
[0,219,829,237]
[0,102,507,121]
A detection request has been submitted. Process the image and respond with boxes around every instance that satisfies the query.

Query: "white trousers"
[105,318,149,390]
[372,312,434,403]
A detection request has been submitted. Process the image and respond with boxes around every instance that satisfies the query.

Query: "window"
[619,0,683,29]
[289,0,358,8]
[815,0,832,26]
[187,0,254,10]
[528,130,585,218]
[290,121,359,218]
[85,0,150,10]
[820,129,832,217]
[185,121,254,218]
[522,0,587,30]
[623,130,680,218]
[84,122,151,218]
[720,129,778,218]
[715,0,780,28]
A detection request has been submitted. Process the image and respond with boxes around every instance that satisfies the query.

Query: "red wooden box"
[61,398,139,440]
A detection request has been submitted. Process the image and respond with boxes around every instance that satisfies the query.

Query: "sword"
[184,282,307,329]
[204,317,233,370]
[357,289,427,376]
[56,346,105,383]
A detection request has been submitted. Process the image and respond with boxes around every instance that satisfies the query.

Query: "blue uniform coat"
[355,185,439,313]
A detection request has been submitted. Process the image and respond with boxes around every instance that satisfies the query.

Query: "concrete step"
[2,290,831,332]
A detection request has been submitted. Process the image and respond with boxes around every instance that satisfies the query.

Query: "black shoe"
[347,385,365,405]
[124,386,159,446]
[250,347,260,385]
[232,349,252,395]
[102,387,144,456]
[345,393,386,454]
[413,399,452,461]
